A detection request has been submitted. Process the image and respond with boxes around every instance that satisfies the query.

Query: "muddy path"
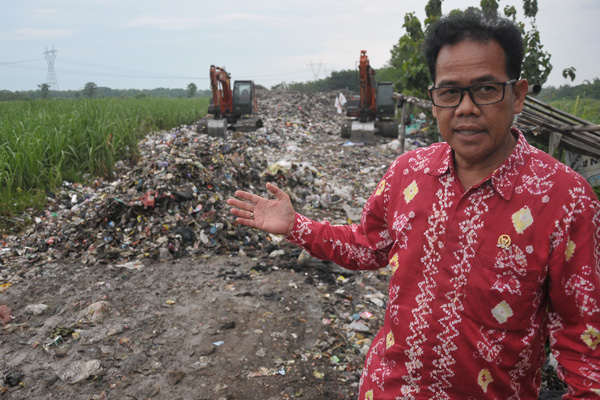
[1,249,391,399]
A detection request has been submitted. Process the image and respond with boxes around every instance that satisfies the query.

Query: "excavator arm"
[208,65,233,117]
[358,50,377,121]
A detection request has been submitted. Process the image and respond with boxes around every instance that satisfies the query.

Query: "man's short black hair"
[423,8,524,84]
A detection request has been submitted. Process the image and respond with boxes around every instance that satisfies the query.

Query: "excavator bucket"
[349,121,376,144]
[207,119,227,138]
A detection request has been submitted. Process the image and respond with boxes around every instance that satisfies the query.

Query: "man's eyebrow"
[435,75,502,87]
[471,75,502,84]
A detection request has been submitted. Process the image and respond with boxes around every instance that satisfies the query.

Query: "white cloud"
[125,12,282,31]
[28,9,56,18]
[13,28,76,40]
[125,17,204,31]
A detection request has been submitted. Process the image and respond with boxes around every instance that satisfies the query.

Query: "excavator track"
[234,117,264,133]
[380,119,399,138]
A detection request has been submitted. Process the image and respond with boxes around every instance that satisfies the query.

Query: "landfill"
[0,88,564,399]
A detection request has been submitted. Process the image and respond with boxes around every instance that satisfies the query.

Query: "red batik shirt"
[287,129,600,399]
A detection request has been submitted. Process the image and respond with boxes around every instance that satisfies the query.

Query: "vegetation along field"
[0,97,208,217]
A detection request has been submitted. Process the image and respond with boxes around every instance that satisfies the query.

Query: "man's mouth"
[456,130,482,136]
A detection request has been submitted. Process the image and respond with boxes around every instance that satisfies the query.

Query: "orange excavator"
[341,50,398,143]
[198,65,263,137]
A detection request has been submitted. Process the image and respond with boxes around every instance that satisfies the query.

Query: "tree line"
[0,84,211,101]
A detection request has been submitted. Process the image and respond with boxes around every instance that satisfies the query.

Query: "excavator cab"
[376,83,395,118]
[233,81,255,115]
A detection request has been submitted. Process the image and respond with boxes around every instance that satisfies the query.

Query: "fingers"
[226,197,252,212]
[228,184,288,222]
[230,207,254,221]
[233,190,263,204]
[229,203,255,220]
[232,185,284,204]
[227,195,256,224]
[233,216,258,229]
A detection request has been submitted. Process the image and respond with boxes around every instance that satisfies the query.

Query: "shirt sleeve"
[286,168,395,271]
[546,188,600,398]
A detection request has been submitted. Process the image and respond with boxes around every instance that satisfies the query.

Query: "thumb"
[266,182,285,200]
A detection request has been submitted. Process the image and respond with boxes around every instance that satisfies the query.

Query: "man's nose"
[455,88,479,115]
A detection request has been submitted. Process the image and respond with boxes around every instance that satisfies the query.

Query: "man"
[227,9,600,399]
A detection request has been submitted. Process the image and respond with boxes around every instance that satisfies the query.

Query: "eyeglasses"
[428,79,517,108]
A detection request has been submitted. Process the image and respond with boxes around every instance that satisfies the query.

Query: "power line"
[59,57,204,80]
[0,58,43,66]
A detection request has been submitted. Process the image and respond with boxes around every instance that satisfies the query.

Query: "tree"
[388,0,556,96]
[325,70,360,92]
[83,82,98,98]
[187,82,197,98]
[38,83,50,99]
[387,8,439,98]
[562,67,576,82]
[504,1,553,87]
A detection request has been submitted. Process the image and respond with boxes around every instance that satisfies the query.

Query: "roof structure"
[515,95,600,158]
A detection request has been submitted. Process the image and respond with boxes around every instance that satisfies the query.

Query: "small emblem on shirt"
[376,179,386,196]
[582,326,600,350]
[492,300,514,324]
[478,369,494,393]
[386,331,395,349]
[403,180,419,203]
[512,207,534,233]
[497,234,511,250]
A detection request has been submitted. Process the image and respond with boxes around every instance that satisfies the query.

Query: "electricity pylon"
[43,45,59,91]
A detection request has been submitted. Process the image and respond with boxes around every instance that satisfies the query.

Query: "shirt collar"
[427,128,531,200]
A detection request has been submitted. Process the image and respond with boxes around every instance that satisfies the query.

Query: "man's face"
[431,39,528,171]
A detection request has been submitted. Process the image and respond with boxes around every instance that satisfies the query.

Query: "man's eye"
[439,88,460,96]
[474,84,499,94]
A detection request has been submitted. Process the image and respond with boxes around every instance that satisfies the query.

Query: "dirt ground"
[0,248,394,400]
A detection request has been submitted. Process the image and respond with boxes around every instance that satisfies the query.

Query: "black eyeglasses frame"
[428,79,517,108]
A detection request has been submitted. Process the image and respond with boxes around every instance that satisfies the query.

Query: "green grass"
[0,97,208,217]
[550,97,600,124]
[549,97,600,200]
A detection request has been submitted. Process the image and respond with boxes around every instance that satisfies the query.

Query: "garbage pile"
[0,89,414,399]
[0,89,407,272]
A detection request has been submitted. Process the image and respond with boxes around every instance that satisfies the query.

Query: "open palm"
[227,182,296,236]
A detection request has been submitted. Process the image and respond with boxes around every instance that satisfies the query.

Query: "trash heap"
[0,89,409,272]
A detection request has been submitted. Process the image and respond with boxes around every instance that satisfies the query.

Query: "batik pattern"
[286,129,600,399]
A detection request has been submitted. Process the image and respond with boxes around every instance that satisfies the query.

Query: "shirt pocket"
[461,251,544,332]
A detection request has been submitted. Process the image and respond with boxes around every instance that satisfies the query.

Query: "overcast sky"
[2,0,599,92]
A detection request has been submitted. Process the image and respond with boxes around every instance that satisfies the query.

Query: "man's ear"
[513,79,529,114]
[429,93,438,118]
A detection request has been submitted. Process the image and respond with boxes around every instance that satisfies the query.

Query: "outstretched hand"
[227,182,296,236]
